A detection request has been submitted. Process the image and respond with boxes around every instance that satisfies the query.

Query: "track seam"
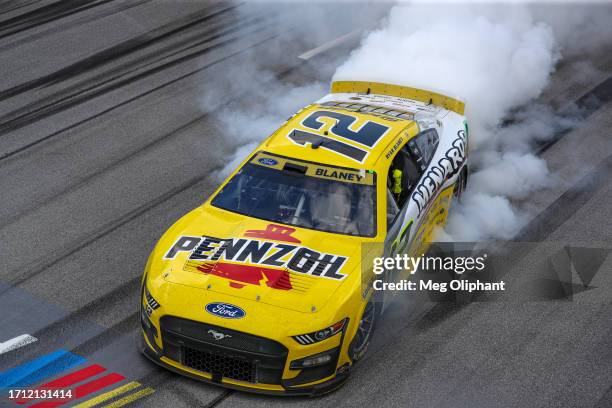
[0,16,270,136]
[0,2,241,101]
[0,30,278,162]
[0,0,115,40]
[1,175,206,290]
[0,112,208,228]
[0,0,153,54]
[204,390,234,408]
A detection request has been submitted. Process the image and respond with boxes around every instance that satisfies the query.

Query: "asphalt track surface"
[1,2,612,407]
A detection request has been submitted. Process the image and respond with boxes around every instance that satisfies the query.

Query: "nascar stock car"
[140,81,469,395]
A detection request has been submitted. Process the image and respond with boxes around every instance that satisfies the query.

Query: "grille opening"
[183,347,255,383]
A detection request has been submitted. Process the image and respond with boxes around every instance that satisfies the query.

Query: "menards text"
[164,236,347,280]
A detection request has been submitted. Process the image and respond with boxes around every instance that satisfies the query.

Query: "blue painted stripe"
[0,349,86,389]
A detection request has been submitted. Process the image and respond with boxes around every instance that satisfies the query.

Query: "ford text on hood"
[140,81,469,395]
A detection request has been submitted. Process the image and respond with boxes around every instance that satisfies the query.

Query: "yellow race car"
[140,81,469,395]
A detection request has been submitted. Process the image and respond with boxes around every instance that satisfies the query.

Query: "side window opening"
[387,148,420,210]
[408,128,439,171]
[386,188,399,228]
[386,128,440,227]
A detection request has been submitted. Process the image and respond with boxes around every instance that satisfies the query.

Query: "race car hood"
[152,205,363,313]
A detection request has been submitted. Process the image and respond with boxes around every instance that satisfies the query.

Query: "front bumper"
[140,313,350,396]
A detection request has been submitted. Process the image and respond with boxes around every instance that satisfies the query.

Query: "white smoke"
[201,2,365,180]
[205,2,609,241]
[334,5,559,146]
[334,4,566,241]
[213,77,326,179]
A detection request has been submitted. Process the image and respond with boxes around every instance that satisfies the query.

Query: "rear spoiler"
[330,81,465,116]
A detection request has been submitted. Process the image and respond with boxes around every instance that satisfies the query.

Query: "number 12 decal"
[287,111,389,162]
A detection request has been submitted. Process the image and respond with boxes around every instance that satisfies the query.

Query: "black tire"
[349,300,378,362]
[453,167,468,202]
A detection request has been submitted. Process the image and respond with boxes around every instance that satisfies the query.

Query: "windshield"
[211,153,376,237]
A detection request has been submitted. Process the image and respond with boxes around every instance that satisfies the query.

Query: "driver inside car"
[310,182,355,234]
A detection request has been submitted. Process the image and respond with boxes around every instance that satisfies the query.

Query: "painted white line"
[298,29,363,60]
[0,334,38,355]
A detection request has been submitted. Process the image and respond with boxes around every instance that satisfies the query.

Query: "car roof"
[261,103,420,171]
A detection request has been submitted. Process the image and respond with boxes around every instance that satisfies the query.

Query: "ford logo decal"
[258,157,278,166]
[205,302,245,319]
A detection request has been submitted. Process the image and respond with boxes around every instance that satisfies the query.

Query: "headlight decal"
[294,334,316,345]
[143,286,160,317]
[292,319,347,345]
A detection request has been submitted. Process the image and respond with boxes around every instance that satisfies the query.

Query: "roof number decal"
[287,111,390,163]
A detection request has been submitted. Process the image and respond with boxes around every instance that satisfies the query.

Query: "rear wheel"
[349,300,378,361]
[453,167,468,202]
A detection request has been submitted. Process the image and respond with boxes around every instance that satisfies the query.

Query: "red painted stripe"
[14,365,106,404]
[29,373,125,408]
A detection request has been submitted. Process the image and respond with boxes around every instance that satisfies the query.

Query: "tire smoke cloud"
[205,1,611,241]
[335,4,562,241]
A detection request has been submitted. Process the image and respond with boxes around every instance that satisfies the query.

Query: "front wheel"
[349,300,378,362]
